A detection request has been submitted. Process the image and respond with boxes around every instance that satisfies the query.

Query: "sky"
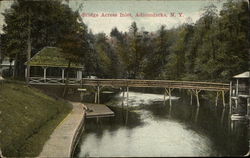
[0,0,227,35]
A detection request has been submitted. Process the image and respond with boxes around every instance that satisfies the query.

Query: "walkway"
[39,102,85,157]
[28,78,229,91]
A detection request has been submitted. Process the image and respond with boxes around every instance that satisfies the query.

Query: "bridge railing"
[81,78,230,91]
[28,77,229,91]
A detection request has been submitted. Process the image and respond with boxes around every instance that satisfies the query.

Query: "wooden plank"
[84,103,114,118]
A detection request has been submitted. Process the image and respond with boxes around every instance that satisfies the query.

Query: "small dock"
[85,103,114,118]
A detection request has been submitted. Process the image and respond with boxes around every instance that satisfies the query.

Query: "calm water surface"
[75,91,248,157]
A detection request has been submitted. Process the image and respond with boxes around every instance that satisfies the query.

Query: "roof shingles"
[25,47,83,68]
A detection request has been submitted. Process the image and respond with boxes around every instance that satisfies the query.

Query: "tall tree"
[2,0,88,79]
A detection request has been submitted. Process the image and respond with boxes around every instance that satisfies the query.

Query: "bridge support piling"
[163,90,166,104]
[122,88,125,109]
[194,106,200,123]
[222,90,225,107]
[194,90,201,107]
[189,90,193,105]
[125,87,129,125]
[215,91,220,107]
[221,107,226,124]
[191,92,193,105]
[165,88,173,106]
[126,87,129,106]
[169,88,172,106]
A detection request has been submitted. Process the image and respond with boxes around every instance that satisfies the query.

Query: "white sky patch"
[0,0,226,35]
[74,0,225,35]
[82,13,134,34]
[0,1,13,33]
[81,10,203,34]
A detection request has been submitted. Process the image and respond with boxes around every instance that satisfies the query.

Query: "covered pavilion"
[25,47,84,85]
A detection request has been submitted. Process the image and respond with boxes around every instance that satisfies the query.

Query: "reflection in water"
[75,91,248,157]
[221,107,226,124]
[194,106,200,123]
[169,103,172,116]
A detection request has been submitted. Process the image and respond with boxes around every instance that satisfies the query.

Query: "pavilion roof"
[25,47,83,68]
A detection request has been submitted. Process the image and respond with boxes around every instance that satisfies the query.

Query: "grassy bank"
[0,80,72,157]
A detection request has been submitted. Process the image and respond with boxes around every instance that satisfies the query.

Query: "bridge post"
[189,90,193,105]
[126,87,129,107]
[194,106,200,123]
[122,88,125,109]
[215,91,220,107]
[221,107,226,124]
[126,86,129,124]
[165,88,173,106]
[163,89,166,104]
[195,89,201,107]
[191,92,193,105]
[222,90,225,107]
[169,88,172,106]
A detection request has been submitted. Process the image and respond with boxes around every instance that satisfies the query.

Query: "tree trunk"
[9,58,13,78]
[26,9,31,83]
[62,60,71,98]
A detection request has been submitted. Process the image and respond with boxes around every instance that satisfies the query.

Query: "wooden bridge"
[28,77,230,107]
[80,78,229,91]
[28,77,229,91]
[81,79,229,107]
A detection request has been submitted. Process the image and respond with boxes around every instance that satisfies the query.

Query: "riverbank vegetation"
[1,0,249,82]
[0,81,72,157]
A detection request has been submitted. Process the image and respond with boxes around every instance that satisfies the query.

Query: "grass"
[0,80,72,157]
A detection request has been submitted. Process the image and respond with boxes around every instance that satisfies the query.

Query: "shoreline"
[39,102,85,157]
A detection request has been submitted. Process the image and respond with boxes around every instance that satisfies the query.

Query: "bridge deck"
[81,79,230,91]
[28,77,230,91]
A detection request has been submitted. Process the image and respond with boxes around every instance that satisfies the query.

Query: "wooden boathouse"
[229,71,250,156]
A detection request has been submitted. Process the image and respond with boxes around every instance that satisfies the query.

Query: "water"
[75,91,248,157]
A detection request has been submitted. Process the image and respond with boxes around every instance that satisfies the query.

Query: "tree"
[144,25,170,79]
[2,0,87,79]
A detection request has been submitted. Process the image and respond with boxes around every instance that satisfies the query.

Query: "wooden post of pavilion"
[94,92,97,103]
[97,86,100,104]
[61,68,65,83]
[43,67,47,83]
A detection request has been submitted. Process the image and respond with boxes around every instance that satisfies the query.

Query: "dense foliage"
[1,0,249,82]
[1,0,89,79]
